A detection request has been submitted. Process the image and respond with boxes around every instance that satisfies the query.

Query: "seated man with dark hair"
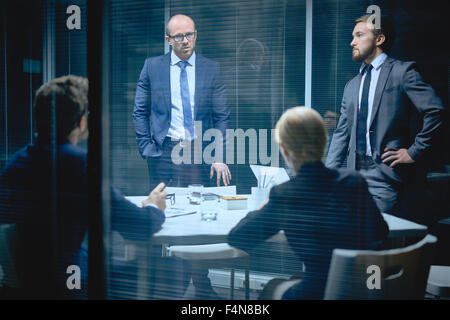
[228,107,389,299]
[0,75,189,299]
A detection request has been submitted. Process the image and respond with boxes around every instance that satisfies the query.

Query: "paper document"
[250,165,290,188]
[165,207,197,218]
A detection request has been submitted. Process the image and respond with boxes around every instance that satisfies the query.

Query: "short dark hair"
[34,75,88,141]
[355,14,396,53]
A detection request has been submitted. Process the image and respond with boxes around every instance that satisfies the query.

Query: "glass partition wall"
[1,0,448,300]
[103,0,304,299]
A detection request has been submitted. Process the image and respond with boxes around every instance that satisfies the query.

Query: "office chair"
[167,243,250,299]
[324,234,437,299]
[425,218,450,299]
[167,185,251,299]
[426,265,450,299]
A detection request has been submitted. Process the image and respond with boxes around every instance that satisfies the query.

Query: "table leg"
[245,268,250,300]
[230,268,235,300]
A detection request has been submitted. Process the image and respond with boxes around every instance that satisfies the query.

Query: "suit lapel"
[369,58,394,127]
[194,54,205,120]
[161,53,171,111]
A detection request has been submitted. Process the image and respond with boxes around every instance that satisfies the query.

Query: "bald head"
[165,14,197,61]
[166,14,196,36]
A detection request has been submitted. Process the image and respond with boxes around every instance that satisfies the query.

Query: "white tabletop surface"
[125,187,428,245]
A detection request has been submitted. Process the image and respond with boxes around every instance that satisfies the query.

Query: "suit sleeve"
[227,188,281,252]
[111,187,165,242]
[133,59,154,158]
[401,62,445,162]
[211,62,230,163]
[326,82,351,168]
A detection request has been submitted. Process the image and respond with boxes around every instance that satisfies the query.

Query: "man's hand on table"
[210,162,232,186]
[142,182,167,211]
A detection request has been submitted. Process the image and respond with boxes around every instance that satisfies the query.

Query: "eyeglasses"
[168,32,196,42]
[165,193,175,206]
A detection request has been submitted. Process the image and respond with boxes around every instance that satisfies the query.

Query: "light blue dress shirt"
[358,53,388,156]
[168,51,196,140]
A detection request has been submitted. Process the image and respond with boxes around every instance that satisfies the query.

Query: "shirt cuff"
[144,203,160,210]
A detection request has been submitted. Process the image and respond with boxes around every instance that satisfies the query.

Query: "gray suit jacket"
[326,57,445,182]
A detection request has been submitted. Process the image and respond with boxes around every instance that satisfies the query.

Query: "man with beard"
[326,15,444,223]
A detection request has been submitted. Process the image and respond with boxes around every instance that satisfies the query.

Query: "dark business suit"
[326,56,444,219]
[228,161,388,299]
[0,140,190,299]
[133,52,230,189]
[133,52,230,295]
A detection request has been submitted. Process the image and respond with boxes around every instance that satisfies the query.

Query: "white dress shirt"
[358,53,388,156]
[167,51,196,140]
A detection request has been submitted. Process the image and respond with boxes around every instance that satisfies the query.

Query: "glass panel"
[102,0,303,300]
[1,0,449,301]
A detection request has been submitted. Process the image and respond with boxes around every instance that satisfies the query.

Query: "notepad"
[250,165,290,188]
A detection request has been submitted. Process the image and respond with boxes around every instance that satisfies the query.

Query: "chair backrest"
[324,234,437,299]
[0,224,20,288]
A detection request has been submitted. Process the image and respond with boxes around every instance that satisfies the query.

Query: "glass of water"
[200,196,219,221]
[187,184,203,205]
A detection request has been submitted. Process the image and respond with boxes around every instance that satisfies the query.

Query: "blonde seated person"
[228,106,389,299]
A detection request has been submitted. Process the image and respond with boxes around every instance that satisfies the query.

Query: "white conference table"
[126,187,428,299]
[126,187,428,246]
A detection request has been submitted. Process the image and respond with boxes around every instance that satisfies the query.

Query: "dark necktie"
[178,60,194,140]
[356,64,373,155]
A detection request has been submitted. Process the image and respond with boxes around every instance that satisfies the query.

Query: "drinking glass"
[187,184,203,205]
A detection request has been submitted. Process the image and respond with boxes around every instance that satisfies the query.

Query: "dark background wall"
[1,0,448,193]
[312,0,449,168]
[0,1,44,169]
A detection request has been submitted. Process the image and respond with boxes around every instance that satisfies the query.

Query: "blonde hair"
[275,106,327,166]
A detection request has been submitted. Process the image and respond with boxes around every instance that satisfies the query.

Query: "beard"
[352,43,376,62]
[352,49,367,62]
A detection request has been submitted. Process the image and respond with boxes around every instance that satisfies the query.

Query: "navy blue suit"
[132,53,231,294]
[228,161,388,299]
[0,141,167,298]
[133,52,230,159]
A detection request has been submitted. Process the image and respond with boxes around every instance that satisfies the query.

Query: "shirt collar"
[171,50,196,67]
[359,52,388,73]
